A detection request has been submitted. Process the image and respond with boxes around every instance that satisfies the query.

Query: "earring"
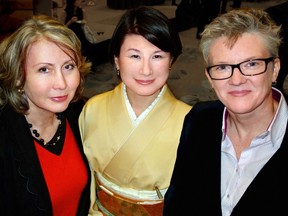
[272,80,277,86]
[116,68,120,76]
[169,63,172,71]
[17,87,24,94]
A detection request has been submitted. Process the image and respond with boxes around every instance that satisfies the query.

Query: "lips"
[136,79,154,85]
[51,95,68,102]
[229,90,250,97]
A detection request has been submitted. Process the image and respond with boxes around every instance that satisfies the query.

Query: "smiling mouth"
[136,79,153,85]
[229,89,250,96]
[51,95,68,102]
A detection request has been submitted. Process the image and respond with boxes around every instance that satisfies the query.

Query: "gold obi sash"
[95,173,165,216]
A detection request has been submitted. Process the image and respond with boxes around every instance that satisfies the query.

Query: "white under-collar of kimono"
[123,83,166,126]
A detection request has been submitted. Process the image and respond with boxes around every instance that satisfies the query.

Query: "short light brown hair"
[200,8,282,65]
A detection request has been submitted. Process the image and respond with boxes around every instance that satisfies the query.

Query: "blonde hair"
[0,15,91,114]
[200,8,282,64]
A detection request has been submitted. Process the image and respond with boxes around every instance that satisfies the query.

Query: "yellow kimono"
[79,82,191,215]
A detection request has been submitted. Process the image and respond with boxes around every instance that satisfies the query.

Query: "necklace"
[26,114,62,146]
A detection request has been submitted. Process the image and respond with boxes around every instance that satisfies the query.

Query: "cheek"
[153,62,170,74]
[23,83,48,104]
[24,80,47,95]
[161,71,170,81]
[68,73,81,89]
[251,72,271,87]
[210,82,222,93]
[118,64,140,82]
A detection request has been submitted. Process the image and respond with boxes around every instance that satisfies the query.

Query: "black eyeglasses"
[206,57,275,80]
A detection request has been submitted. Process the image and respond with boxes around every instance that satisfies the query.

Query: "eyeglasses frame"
[206,57,276,80]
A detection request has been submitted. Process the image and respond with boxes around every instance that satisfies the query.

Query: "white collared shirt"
[221,88,288,216]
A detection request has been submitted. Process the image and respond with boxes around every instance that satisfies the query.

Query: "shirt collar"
[269,88,288,147]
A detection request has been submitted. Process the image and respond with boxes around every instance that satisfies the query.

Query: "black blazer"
[163,100,288,215]
[0,100,91,216]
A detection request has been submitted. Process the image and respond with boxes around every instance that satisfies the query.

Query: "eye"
[130,54,140,59]
[64,63,76,71]
[39,67,49,73]
[214,65,230,71]
[153,54,163,59]
[245,60,261,68]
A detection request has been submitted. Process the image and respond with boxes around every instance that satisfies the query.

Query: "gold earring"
[116,68,120,76]
[17,87,24,94]
[272,81,277,86]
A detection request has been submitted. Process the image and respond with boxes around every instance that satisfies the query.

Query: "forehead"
[209,33,269,63]
[26,39,72,64]
[120,34,160,52]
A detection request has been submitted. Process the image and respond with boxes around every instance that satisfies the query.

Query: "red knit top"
[35,120,88,215]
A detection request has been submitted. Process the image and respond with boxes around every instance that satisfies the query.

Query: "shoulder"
[69,99,85,112]
[179,100,224,144]
[0,105,29,150]
[185,100,224,122]
[85,84,121,106]
[0,104,16,124]
[192,99,223,111]
[64,100,85,122]
[0,106,9,135]
[85,89,114,105]
[172,99,192,117]
[177,99,192,109]
[164,85,192,110]
[80,89,115,120]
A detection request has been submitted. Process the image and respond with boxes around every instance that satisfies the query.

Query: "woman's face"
[206,33,280,114]
[115,34,172,99]
[23,38,80,115]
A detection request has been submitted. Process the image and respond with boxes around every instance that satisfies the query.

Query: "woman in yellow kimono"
[79,6,192,216]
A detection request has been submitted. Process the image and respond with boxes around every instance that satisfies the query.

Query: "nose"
[140,59,152,76]
[229,67,246,84]
[54,71,67,89]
